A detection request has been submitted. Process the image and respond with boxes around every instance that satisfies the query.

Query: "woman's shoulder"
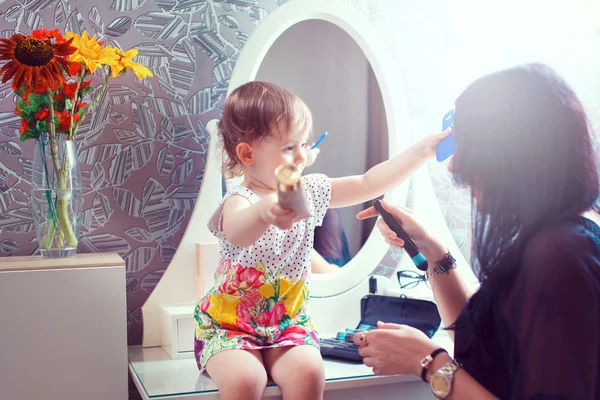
[521,217,600,282]
[524,217,599,256]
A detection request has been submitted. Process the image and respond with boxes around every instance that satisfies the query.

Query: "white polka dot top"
[208,173,332,282]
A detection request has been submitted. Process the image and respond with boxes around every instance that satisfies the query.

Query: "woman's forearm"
[427,353,499,400]
[424,244,474,338]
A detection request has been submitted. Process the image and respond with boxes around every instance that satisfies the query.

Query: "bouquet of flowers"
[0,28,153,254]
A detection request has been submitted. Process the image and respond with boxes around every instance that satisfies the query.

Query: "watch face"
[431,374,450,396]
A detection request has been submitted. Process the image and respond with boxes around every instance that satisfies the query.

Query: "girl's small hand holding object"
[260,193,296,230]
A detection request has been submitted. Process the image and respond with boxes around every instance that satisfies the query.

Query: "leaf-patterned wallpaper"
[0,0,292,346]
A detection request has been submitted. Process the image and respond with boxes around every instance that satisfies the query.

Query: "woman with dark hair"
[353,63,600,400]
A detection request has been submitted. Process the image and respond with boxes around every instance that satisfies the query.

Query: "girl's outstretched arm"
[329,130,448,208]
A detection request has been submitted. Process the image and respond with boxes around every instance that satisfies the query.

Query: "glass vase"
[31,133,82,258]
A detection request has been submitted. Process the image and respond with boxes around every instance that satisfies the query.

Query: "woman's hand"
[356,200,444,260]
[352,321,439,376]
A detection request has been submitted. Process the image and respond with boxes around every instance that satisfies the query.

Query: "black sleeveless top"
[453,217,600,400]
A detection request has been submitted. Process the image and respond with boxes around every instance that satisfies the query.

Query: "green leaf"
[279,315,292,331]
[36,119,48,132]
[20,130,37,142]
[267,297,276,311]
[79,86,93,99]
[26,93,47,109]
[65,98,73,112]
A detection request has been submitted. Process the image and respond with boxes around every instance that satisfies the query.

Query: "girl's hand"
[419,128,451,159]
[353,321,439,376]
[356,200,444,259]
[259,194,296,230]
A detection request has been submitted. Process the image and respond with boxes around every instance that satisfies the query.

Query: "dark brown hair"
[218,81,312,177]
[451,63,599,285]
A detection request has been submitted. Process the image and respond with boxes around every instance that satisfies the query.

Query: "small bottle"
[274,161,312,220]
[368,276,378,295]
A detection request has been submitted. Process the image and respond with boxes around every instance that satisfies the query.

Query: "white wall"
[256,19,387,258]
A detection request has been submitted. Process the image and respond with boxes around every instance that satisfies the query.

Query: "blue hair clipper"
[436,109,456,162]
[373,199,428,271]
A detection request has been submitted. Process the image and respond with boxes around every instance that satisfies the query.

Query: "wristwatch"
[430,359,460,399]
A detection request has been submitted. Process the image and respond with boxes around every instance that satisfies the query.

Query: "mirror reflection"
[255,19,389,272]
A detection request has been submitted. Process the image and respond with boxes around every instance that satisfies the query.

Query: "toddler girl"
[194,81,447,400]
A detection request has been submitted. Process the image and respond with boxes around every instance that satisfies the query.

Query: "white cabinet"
[0,253,128,400]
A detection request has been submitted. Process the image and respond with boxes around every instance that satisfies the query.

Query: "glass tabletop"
[129,331,452,398]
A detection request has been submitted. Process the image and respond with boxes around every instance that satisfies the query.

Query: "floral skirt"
[194,324,320,370]
[195,260,320,370]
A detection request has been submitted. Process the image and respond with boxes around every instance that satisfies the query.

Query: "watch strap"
[419,348,448,382]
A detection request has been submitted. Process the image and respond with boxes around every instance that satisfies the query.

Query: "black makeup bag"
[319,294,442,362]
[359,294,442,337]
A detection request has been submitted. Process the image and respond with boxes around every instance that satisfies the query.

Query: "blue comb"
[311,131,328,149]
[436,109,456,162]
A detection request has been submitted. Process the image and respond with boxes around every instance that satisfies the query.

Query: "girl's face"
[244,120,311,188]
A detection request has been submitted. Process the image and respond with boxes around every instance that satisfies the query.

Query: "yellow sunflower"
[0,29,76,90]
[65,30,118,73]
[110,48,153,80]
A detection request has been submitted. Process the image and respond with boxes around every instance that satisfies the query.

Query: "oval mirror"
[255,19,389,270]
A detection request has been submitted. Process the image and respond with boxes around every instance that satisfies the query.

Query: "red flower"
[62,81,78,99]
[68,61,82,76]
[220,322,239,331]
[236,291,267,322]
[235,320,256,335]
[218,264,265,296]
[32,84,48,94]
[280,325,310,341]
[255,302,286,327]
[32,28,66,44]
[200,296,211,313]
[54,110,80,131]
[20,118,29,134]
[34,108,49,120]
[0,32,76,90]
[13,106,19,115]
[226,330,244,339]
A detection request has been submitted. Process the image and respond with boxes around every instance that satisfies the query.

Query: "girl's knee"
[284,359,325,387]
[231,371,268,394]
[220,370,268,400]
[206,350,268,400]
[299,360,325,382]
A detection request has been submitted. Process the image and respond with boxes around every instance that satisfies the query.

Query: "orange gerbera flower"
[0,29,76,90]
